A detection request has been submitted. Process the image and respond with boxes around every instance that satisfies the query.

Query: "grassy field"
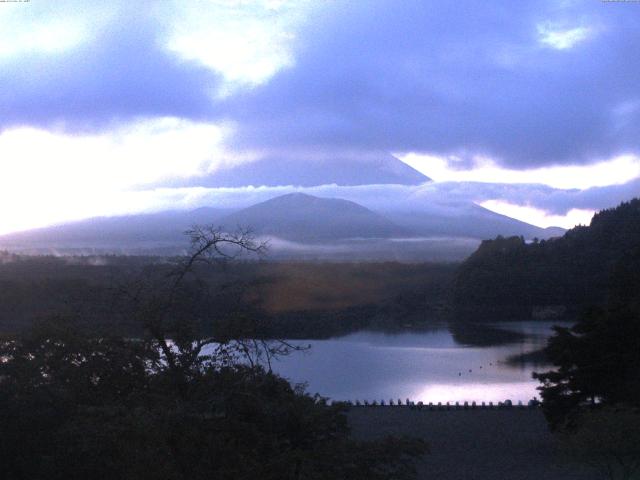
[249,262,455,314]
[0,256,457,336]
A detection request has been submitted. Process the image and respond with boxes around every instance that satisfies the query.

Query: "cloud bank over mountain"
[117,179,631,230]
[222,0,640,169]
[3,0,640,169]
[0,0,639,233]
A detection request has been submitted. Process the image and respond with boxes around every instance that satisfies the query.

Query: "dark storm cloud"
[224,0,640,168]
[0,13,220,131]
[3,1,640,172]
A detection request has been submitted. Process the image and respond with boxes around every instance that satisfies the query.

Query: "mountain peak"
[158,152,430,188]
[220,193,404,241]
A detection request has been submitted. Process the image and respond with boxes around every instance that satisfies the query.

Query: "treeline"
[530,213,640,468]
[451,198,640,321]
[0,254,456,338]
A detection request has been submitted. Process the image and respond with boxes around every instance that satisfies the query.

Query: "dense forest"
[0,252,455,338]
[451,199,640,321]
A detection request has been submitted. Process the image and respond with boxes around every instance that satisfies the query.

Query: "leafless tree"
[114,226,304,386]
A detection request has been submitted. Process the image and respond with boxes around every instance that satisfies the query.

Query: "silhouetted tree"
[0,227,428,479]
[113,226,305,382]
[534,247,640,429]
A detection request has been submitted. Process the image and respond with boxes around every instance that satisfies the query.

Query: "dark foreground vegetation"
[349,408,602,480]
[2,199,640,478]
[0,229,426,479]
[531,233,640,444]
[0,322,429,479]
[0,320,426,480]
[519,202,640,479]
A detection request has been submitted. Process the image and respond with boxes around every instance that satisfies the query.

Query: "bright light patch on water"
[270,324,563,404]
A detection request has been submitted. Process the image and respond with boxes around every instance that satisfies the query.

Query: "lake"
[269,321,570,404]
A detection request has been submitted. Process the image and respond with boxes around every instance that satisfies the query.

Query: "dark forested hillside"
[451,199,640,321]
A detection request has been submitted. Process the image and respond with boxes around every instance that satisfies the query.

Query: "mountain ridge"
[158,153,430,188]
[219,193,405,242]
[0,193,565,259]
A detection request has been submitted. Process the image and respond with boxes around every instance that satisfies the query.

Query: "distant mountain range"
[0,192,565,260]
[385,203,566,240]
[221,193,404,242]
[0,146,568,260]
[0,208,232,252]
[158,152,430,188]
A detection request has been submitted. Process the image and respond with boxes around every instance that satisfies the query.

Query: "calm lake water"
[270,321,570,404]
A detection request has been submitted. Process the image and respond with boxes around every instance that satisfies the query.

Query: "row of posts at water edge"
[328,398,542,410]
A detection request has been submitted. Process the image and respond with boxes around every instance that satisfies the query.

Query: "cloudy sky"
[1,0,639,234]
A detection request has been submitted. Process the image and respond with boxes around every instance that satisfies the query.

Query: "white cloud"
[167,24,294,92]
[0,1,115,60]
[164,0,311,93]
[117,182,599,231]
[0,1,311,93]
[0,118,238,234]
[0,17,87,59]
[480,200,594,229]
[398,152,640,190]
[0,120,631,236]
[537,24,593,50]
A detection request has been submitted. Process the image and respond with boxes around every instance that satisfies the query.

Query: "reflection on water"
[270,322,571,403]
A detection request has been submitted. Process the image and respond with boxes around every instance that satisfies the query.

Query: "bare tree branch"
[112,225,306,384]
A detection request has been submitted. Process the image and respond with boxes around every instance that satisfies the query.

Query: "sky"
[1,0,640,234]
